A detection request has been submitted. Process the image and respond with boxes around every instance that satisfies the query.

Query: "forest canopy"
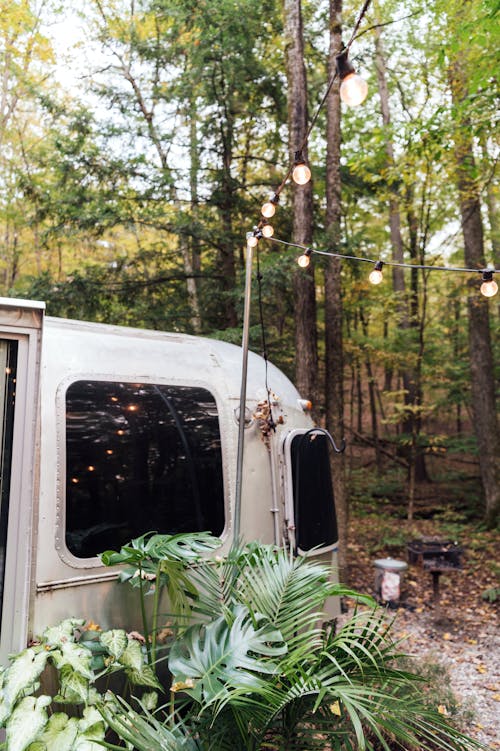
[0,0,498,530]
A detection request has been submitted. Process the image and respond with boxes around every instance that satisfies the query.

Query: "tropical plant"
[97,536,483,751]
[0,533,485,750]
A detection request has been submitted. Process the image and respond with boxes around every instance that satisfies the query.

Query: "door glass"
[290,432,338,553]
[65,381,225,558]
[0,340,18,627]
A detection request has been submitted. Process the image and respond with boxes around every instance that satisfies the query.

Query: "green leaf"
[74,706,106,751]
[43,620,84,647]
[55,665,91,705]
[0,649,49,715]
[5,696,51,751]
[51,642,93,679]
[33,713,79,751]
[118,638,143,672]
[169,604,286,704]
[124,663,162,690]
[100,630,128,660]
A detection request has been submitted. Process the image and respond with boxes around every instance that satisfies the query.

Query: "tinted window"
[0,341,17,627]
[65,381,224,558]
[290,433,338,552]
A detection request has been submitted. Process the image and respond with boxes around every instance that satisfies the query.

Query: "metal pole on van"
[234,240,254,539]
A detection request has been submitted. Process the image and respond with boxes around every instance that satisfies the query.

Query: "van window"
[65,381,224,558]
[0,341,17,625]
[289,432,338,553]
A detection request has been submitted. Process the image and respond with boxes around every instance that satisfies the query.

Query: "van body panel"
[0,303,339,655]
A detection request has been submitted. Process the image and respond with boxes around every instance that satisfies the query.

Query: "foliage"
[96,536,482,751]
[0,617,159,751]
[0,532,485,750]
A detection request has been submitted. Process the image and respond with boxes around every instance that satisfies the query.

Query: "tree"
[283,0,319,405]
[449,59,500,528]
[325,0,348,581]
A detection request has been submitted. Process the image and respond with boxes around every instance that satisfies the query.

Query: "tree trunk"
[187,96,202,333]
[450,63,500,528]
[283,0,318,404]
[325,0,348,583]
[374,24,429,483]
[359,309,382,474]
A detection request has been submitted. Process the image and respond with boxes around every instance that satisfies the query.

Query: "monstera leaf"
[169,605,287,705]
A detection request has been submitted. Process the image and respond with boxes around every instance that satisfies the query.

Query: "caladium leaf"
[55,665,91,705]
[51,642,93,679]
[118,638,144,672]
[31,712,79,751]
[100,629,128,660]
[0,649,49,714]
[5,695,51,751]
[43,619,84,647]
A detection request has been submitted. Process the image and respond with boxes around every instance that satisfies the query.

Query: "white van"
[0,298,339,664]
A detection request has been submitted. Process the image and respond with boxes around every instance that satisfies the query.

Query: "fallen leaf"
[492,694,500,702]
[476,665,487,674]
[443,632,452,640]
[437,705,448,716]
[330,701,342,716]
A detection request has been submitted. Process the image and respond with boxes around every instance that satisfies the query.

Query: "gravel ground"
[345,513,499,749]
[392,606,500,749]
[339,601,499,749]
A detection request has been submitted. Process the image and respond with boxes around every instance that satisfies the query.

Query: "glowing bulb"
[298,252,311,268]
[369,261,384,285]
[481,280,498,297]
[340,73,368,106]
[246,232,258,247]
[292,161,311,185]
[87,465,95,472]
[369,269,383,284]
[261,223,274,238]
[262,201,276,218]
[480,270,498,297]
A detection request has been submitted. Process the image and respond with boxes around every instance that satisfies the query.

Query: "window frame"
[281,428,338,556]
[0,304,43,664]
[56,373,229,568]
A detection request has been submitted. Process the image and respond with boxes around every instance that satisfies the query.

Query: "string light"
[369,260,384,284]
[261,222,274,238]
[271,235,499,294]
[261,194,279,218]
[480,269,498,297]
[297,248,313,268]
[292,152,312,185]
[336,49,368,107]
[246,231,259,248]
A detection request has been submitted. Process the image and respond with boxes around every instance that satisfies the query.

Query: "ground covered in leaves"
[343,475,499,749]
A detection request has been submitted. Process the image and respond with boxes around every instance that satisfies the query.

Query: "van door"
[0,299,44,664]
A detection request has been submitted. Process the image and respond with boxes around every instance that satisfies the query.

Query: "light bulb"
[298,253,311,268]
[262,201,276,218]
[246,232,258,248]
[480,270,498,297]
[369,261,384,284]
[369,268,383,284]
[340,73,368,107]
[261,223,274,238]
[292,161,311,185]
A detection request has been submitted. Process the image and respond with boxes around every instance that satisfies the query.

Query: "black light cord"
[268,236,500,275]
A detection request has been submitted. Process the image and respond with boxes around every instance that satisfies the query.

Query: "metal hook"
[302,427,346,453]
